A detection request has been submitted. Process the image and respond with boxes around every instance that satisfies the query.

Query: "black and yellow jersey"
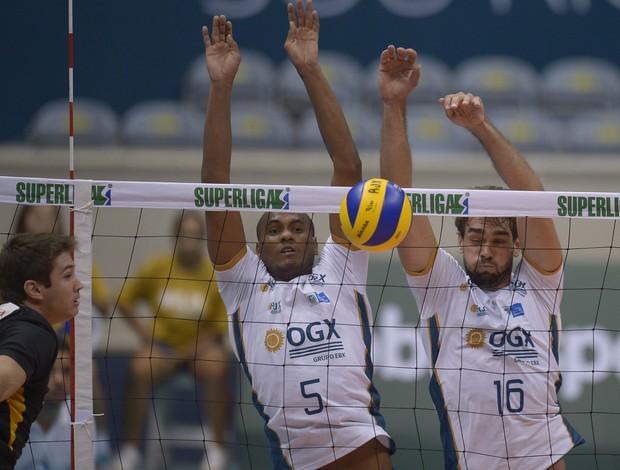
[0,303,57,468]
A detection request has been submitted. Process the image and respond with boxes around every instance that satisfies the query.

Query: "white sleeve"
[405,248,465,319]
[318,236,369,291]
[516,258,564,314]
[215,247,269,316]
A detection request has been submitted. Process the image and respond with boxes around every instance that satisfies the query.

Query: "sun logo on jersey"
[264,328,285,353]
[466,328,487,349]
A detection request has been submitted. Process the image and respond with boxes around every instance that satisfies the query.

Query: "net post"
[72,179,94,470]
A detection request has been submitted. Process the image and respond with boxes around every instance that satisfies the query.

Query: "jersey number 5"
[300,378,324,415]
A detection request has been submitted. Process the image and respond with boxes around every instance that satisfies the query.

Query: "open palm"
[284,0,319,68]
[202,17,241,82]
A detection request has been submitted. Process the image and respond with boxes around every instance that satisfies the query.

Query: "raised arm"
[0,356,27,402]
[378,45,436,273]
[201,17,246,265]
[441,92,562,271]
[284,0,361,239]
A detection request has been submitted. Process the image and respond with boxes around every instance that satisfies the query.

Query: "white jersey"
[406,249,584,470]
[216,236,392,470]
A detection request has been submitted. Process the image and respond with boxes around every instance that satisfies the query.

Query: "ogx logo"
[286,319,344,360]
[287,319,340,346]
[490,327,534,348]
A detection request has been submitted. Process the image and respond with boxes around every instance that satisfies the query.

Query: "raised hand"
[202,15,241,83]
[378,45,421,106]
[284,0,319,71]
[440,92,485,129]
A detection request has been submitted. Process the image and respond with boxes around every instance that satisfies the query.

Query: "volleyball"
[339,178,412,252]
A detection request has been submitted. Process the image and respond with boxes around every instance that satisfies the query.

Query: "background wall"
[2,0,620,141]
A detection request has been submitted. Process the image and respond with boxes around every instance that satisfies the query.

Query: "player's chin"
[69,301,80,316]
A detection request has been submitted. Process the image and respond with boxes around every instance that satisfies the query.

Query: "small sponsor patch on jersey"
[510,279,527,297]
[307,273,327,286]
[306,292,330,307]
[268,301,282,314]
[470,304,488,316]
[510,303,525,318]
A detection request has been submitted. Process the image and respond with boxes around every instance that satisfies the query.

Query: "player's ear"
[513,238,522,258]
[23,280,43,301]
[255,242,262,256]
[457,235,464,254]
[312,236,318,256]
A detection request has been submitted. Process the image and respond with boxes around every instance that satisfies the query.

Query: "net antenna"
[68,0,75,467]
[67,1,96,468]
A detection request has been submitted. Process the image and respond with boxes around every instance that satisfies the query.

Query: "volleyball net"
[1,175,619,469]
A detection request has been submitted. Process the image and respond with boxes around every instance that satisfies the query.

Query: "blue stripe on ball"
[345,180,366,226]
[364,183,405,247]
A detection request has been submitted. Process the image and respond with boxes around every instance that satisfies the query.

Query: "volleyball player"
[14,204,112,463]
[378,45,584,469]
[14,336,110,470]
[0,233,82,468]
[201,1,396,468]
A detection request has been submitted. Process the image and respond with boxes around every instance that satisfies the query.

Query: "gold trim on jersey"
[8,386,26,451]
[214,245,248,271]
[403,245,439,276]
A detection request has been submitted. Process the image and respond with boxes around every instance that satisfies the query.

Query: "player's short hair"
[454,185,518,240]
[256,212,316,241]
[0,233,76,304]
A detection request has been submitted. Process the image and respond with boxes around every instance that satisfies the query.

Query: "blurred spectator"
[113,210,233,470]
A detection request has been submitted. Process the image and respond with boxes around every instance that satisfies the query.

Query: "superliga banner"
[2,176,620,220]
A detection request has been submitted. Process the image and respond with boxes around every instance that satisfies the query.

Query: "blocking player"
[201,1,395,468]
[0,233,83,468]
[378,43,584,470]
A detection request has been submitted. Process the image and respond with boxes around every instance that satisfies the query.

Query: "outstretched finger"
[225,21,235,44]
[211,16,220,44]
[202,26,211,49]
[217,15,227,43]
[296,0,305,27]
[226,21,232,42]
[304,0,314,29]
[287,2,296,26]
[312,9,319,33]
